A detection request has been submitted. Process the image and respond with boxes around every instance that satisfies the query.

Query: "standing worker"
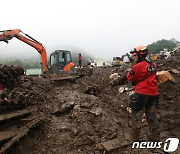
[78,53,82,68]
[126,45,160,142]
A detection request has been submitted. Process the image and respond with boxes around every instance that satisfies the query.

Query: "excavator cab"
[49,50,75,74]
[47,50,78,81]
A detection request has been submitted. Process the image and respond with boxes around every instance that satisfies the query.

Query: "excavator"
[0,29,86,81]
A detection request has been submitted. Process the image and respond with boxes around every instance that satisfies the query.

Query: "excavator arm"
[0,29,48,73]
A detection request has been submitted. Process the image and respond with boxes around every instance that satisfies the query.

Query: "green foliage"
[1,59,41,69]
[147,38,179,54]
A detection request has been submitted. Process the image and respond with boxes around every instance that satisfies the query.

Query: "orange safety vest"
[64,62,75,72]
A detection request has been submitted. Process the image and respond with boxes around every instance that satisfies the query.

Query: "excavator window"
[65,52,72,63]
[58,51,72,63]
[50,53,58,65]
[59,52,65,63]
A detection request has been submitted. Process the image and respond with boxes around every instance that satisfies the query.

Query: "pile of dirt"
[0,65,24,89]
[8,51,180,154]
[0,71,52,153]
[0,74,51,107]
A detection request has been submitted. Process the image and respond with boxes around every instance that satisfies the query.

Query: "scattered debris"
[51,102,75,116]
[0,50,180,154]
[118,85,130,93]
[159,48,171,59]
[79,81,101,96]
[156,71,175,83]
[89,107,103,116]
[109,73,120,85]
[97,138,131,152]
[150,54,159,61]
[170,68,179,74]
[0,118,42,154]
[0,65,24,89]
[126,107,132,113]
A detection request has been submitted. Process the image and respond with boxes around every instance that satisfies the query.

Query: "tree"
[6,60,24,66]
[147,39,179,54]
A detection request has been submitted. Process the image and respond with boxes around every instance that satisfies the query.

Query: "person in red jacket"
[126,45,160,142]
[78,53,82,68]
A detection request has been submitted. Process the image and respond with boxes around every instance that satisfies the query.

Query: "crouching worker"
[126,45,160,142]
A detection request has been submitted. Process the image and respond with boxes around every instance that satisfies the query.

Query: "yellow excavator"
[112,57,124,66]
[0,29,87,81]
[150,54,159,61]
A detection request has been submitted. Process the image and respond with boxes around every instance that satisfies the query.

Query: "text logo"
[164,138,179,152]
[132,138,179,153]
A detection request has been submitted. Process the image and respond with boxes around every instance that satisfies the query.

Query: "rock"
[97,138,131,152]
[89,107,103,116]
[51,102,75,115]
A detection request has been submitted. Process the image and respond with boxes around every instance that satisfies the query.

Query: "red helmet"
[130,45,148,56]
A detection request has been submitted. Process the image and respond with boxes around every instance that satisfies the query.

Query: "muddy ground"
[1,51,180,154]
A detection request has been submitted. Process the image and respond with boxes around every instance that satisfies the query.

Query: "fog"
[1,0,180,61]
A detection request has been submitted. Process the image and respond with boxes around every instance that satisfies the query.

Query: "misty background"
[1,0,180,67]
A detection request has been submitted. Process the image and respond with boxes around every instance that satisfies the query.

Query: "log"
[0,132,15,146]
[0,109,32,124]
[0,106,22,111]
[0,118,42,153]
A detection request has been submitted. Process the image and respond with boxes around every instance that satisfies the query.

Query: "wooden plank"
[0,106,22,111]
[0,131,15,146]
[0,109,32,124]
[0,118,42,153]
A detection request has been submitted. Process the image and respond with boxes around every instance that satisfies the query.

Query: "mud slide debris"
[0,50,180,153]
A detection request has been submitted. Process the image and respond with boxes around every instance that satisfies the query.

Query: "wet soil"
[2,51,180,154]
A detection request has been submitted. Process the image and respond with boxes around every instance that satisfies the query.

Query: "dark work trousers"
[130,94,160,142]
[78,61,82,68]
